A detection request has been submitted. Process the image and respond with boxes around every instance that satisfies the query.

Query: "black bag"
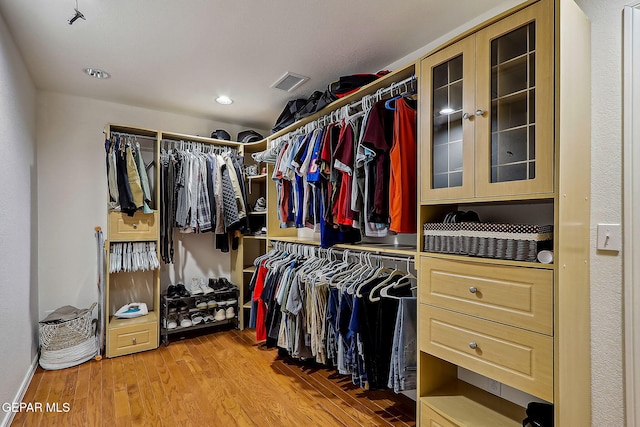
[272,98,307,133]
[295,90,338,120]
[328,71,390,98]
[522,402,553,427]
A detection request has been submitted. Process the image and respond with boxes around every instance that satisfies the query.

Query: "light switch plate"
[597,224,622,252]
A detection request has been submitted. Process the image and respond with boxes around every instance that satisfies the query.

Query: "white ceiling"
[0,0,512,132]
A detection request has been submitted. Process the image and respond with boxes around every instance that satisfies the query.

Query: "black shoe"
[208,278,219,289]
[175,283,190,297]
[217,278,236,292]
[167,285,179,299]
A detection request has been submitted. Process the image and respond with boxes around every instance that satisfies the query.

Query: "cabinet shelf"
[162,318,235,336]
[109,310,158,328]
[420,380,525,427]
[243,266,256,273]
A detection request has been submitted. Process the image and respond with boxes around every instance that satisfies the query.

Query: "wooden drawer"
[107,319,158,357]
[108,211,158,241]
[420,305,553,401]
[420,257,553,335]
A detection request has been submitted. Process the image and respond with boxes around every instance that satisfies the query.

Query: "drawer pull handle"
[475,109,486,117]
[132,337,137,344]
[132,223,138,229]
[469,286,478,293]
[469,342,478,350]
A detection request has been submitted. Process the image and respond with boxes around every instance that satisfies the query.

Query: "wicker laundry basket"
[423,222,553,262]
[39,303,98,370]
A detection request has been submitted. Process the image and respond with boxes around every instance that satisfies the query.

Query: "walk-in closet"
[3,0,631,426]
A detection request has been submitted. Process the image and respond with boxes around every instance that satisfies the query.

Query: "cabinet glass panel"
[490,22,536,183]
[432,55,464,189]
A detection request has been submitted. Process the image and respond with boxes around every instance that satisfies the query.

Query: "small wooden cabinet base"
[107,312,159,357]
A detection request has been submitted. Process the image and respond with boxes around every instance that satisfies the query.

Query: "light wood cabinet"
[420,0,554,203]
[419,257,553,335]
[105,125,161,358]
[417,0,591,425]
[230,140,268,330]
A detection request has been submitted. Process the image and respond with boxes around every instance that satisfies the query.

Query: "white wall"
[0,10,37,427]
[36,92,266,318]
[574,1,626,425]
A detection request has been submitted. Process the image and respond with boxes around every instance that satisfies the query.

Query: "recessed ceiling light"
[83,68,110,79]
[215,95,233,105]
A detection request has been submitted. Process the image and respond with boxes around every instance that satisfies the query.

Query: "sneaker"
[178,314,192,328]
[190,312,204,325]
[166,284,179,298]
[199,280,214,295]
[226,298,237,306]
[225,306,235,319]
[214,308,226,322]
[253,197,266,212]
[175,283,190,297]
[189,278,203,295]
[195,299,208,310]
[166,314,178,330]
[207,299,218,309]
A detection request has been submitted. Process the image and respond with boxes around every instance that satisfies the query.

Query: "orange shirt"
[389,98,417,233]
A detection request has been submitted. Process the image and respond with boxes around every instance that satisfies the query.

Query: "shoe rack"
[160,281,239,345]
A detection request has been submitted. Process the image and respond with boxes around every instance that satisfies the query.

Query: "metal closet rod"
[108,131,157,142]
[270,240,414,264]
[272,74,416,142]
[161,138,238,153]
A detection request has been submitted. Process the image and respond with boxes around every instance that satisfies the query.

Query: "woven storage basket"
[423,222,553,262]
[39,303,98,369]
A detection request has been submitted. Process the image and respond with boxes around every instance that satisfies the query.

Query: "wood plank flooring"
[11,328,416,427]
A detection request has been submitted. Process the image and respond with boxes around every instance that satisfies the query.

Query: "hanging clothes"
[158,141,249,262]
[105,135,153,217]
[251,243,417,393]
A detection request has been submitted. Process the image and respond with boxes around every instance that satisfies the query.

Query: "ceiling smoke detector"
[84,68,110,79]
[271,72,309,92]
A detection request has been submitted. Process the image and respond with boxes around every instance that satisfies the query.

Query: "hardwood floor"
[11,328,416,427]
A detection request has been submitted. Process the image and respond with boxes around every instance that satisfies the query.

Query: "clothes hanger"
[379,257,417,299]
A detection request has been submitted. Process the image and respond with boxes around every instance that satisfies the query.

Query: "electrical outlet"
[487,379,501,396]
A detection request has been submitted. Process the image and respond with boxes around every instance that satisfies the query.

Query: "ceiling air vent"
[271,72,309,92]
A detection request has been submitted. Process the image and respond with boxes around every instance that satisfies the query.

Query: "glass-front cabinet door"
[475,0,554,197]
[420,36,476,201]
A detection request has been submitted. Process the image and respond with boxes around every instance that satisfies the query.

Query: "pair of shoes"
[253,197,266,212]
[189,278,214,296]
[225,306,235,319]
[173,283,190,297]
[167,285,179,298]
[214,277,236,292]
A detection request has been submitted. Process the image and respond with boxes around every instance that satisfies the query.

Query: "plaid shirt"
[196,155,212,232]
